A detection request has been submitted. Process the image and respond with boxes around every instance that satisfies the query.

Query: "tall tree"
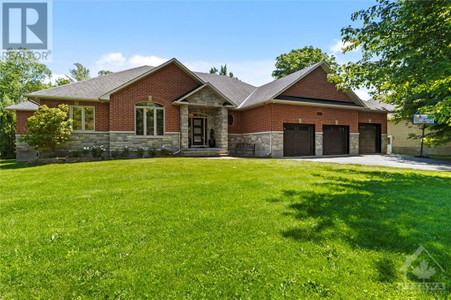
[69,63,90,82]
[332,0,451,145]
[98,70,113,76]
[272,46,338,79]
[0,49,51,158]
[209,64,236,78]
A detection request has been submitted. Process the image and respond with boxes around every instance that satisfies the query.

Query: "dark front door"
[283,123,315,156]
[323,125,349,155]
[192,118,205,146]
[359,123,381,154]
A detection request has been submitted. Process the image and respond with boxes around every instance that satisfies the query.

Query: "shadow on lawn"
[278,168,450,254]
[0,159,28,170]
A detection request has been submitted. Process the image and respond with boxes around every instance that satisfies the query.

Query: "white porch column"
[180,104,189,150]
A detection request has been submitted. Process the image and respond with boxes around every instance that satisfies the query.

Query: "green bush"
[147,147,157,157]
[70,150,81,158]
[160,148,173,157]
[20,104,72,156]
[111,149,119,159]
[82,147,90,155]
[121,146,130,158]
[91,145,105,158]
[137,146,145,158]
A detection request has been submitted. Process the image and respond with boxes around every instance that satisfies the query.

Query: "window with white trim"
[135,101,165,136]
[70,106,95,131]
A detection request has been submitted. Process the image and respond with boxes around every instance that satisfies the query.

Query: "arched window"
[135,101,164,136]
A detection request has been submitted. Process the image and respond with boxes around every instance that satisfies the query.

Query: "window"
[135,101,164,136]
[228,114,234,126]
[70,106,95,131]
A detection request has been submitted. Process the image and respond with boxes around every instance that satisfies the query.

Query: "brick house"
[7,58,390,161]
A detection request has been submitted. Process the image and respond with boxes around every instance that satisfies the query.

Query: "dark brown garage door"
[359,123,381,154]
[283,123,314,156]
[323,125,349,155]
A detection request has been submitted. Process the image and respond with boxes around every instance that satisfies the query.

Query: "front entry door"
[192,118,205,146]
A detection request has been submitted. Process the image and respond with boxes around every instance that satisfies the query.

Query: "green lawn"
[1,158,450,298]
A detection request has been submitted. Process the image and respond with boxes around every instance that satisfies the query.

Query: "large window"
[70,106,95,131]
[135,101,164,136]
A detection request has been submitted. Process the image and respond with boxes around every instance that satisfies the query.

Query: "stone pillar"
[315,132,323,156]
[381,134,388,154]
[217,107,228,149]
[180,104,189,150]
[349,133,360,155]
[271,132,284,157]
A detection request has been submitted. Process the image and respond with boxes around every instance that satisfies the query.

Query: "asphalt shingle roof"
[239,62,323,109]
[21,59,385,112]
[5,100,39,111]
[27,66,154,100]
[193,72,256,106]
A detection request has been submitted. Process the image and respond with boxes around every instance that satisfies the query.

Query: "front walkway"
[287,154,451,171]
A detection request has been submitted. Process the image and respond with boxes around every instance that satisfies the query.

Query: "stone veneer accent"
[15,132,110,161]
[349,133,360,155]
[180,104,189,150]
[381,134,388,154]
[109,132,180,153]
[228,131,283,157]
[315,132,323,156]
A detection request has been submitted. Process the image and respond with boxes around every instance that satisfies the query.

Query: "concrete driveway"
[287,154,451,171]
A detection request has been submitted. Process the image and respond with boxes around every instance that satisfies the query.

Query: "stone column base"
[349,133,360,155]
[315,132,323,156]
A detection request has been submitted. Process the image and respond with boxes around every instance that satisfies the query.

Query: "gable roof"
[363,99,395,112]
[173,83,237,107]
[22,58,385,112]
[5,100,39,111]
[193,72,255,106]
[238,62,366,109]
[26,65,154,101]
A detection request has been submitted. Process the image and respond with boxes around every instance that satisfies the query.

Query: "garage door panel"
[283,124,314,156]
[359,123,381,154]
[323,125,349,155]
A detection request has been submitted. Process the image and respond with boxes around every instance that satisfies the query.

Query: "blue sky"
[47,0,376,98]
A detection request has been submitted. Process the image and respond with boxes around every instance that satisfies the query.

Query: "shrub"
[82,147,90,155]
[70,150,81,158]
[160,147,173,156]
[147,147,157,157]
[137,146,145,158]
[91,145,105,158]
[121,146,130,158]
[20,104,72,156]
[111,149,120,159]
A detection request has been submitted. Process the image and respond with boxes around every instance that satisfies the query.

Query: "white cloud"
[354,88,372,101]
[44,73,68,85]
[96,52,126,66]
[330,39,358,54]
[129,55,167,67]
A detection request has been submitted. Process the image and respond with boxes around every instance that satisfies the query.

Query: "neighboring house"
[7,58,390,161]
[387,115,451,156]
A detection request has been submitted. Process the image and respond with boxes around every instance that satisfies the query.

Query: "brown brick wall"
[110,63,201,132]
[230,104,272,133]
[271,103,359,132]
[281,67,353,102]
[15,111,34,134]
[40,99,110,131]
[358,111,387,134]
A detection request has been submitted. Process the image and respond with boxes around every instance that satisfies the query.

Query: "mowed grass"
[1,158,450,298]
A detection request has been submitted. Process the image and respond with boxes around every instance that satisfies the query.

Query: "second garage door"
[283,123,314,156]
[323,125,349,155]
[359,123,381,154]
